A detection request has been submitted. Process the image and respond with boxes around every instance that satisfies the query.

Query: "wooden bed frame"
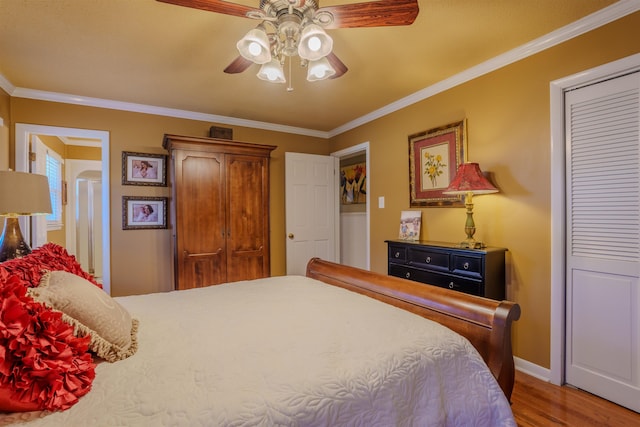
[306,258,521,400]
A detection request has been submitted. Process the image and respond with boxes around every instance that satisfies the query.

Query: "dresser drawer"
[388,244,407,262]
[451,254,483,279]
[407,247,449,272]
[389,264,483,296]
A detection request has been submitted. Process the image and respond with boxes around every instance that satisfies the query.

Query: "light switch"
[378,196,385,209]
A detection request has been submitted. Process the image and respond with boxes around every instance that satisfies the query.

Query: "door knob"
[288,233,294,239]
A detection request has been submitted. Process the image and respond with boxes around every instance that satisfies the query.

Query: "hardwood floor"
[511,370,640,426]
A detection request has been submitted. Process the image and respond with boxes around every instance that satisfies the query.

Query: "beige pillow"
[28,271,138,362]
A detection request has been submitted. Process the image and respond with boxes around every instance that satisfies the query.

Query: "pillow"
[28,271,139,363]
[0,271,95,412]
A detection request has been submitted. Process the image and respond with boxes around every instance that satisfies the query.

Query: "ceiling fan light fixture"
[237,28,271,64]
[257,59,286,83]
[298,24,333,61]
[306,57,336,81]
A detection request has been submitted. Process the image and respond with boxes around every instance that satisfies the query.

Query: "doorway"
[284,142,370,275]
[332,142,370,270]
[14,124,111,294]
[550,53,640,410]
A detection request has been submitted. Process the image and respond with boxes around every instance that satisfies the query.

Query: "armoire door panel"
[227,249,265,283]
[164,134,275,290]
[174,150,227,289]
[226,154,269,276]
[183,251,225,289]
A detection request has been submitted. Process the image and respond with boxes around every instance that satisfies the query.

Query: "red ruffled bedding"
[0,244,98,412]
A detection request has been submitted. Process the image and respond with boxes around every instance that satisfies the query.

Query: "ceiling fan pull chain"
[287,55,294,92]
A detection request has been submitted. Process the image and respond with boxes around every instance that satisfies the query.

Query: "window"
[46,150,63,230]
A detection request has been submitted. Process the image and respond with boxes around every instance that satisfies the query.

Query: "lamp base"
[457,239,487,249]
[0,217,32,262]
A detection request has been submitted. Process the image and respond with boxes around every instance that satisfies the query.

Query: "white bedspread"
[1,275,516,426]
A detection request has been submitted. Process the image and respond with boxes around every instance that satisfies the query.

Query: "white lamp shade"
[257,59,285,83]
[307,57,336,81]
[236,28,271,64]
[0,170,52,216]
[298,24,333,61]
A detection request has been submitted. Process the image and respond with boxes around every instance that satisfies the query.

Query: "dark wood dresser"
[385,240,506,300]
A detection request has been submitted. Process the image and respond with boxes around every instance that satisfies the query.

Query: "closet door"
[174,149,227,289]
[565,71,640,412]
[225,153,270,282]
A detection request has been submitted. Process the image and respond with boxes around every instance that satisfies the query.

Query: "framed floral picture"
[122,196,168,230]
[409,120,466,207]
[122,151,167,186]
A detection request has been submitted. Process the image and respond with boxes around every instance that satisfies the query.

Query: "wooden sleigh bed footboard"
[306,258,521,401]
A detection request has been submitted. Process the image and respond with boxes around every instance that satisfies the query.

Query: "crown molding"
[4,0,638,139]
[328,0,640,137]
[0,73,15,96]
[10,87,330,139]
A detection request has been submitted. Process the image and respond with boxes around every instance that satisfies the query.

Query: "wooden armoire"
[163,134,276,290]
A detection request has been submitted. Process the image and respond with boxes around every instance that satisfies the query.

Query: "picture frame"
[122,196,168,230]
[409,120,466,207]
[399,210,422,241]
[340,162,367,205]
[122,151,167,186]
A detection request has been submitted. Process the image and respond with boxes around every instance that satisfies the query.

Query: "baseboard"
[515,356,551,382]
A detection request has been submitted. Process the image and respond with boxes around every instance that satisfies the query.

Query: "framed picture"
[122,151,167,186]
[409,120,466,207]
[340,162,367,205]
[399,210,422,241]
[122,196,167,230]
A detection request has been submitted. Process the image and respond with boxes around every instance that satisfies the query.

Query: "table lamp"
[443,163,498,249]
[0,170,52,262]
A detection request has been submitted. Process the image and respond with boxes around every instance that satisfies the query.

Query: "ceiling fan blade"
[156,0,260,19]
[318,0,419,29]
[224,56,254,74]
[326,53,348,79]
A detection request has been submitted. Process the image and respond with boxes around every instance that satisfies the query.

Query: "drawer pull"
[395,251,400,258]
[425,256,431,263]
[405,272,411,279]
[448,282,455,289]
[463,262,469,270]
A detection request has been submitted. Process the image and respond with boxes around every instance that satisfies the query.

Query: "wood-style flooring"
[511,370,640,426]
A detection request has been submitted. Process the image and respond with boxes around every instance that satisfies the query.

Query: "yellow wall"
[8,99,330,297]
[329,12,640,368]
[0,88,10,170]
[4,12,640,369]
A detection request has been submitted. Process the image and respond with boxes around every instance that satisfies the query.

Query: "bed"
[0,249,520,426]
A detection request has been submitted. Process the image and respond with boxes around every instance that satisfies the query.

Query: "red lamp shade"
[443,163,498,195]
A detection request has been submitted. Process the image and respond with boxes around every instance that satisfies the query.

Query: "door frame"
[14,124,111,295]
[331,141,370,270]
[549,53,640,385]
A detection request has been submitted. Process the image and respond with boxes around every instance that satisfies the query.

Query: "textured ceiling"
[0,0,622,133]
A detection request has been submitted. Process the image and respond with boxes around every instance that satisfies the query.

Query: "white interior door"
[565,71,640,412]
[285,152,339,275]
[29,136,48,248]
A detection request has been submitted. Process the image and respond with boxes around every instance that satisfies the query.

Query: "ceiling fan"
[157,0,419,87]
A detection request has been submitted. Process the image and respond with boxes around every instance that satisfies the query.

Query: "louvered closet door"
[565,71,640,412]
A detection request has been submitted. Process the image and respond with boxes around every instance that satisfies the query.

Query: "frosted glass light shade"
[307,57,336,81]
[237,28,271,64]
[298,24,333,61]
[257,59,285,83]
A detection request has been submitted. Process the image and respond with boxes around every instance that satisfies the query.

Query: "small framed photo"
[122,151,167,186]
[122,196,168,230]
